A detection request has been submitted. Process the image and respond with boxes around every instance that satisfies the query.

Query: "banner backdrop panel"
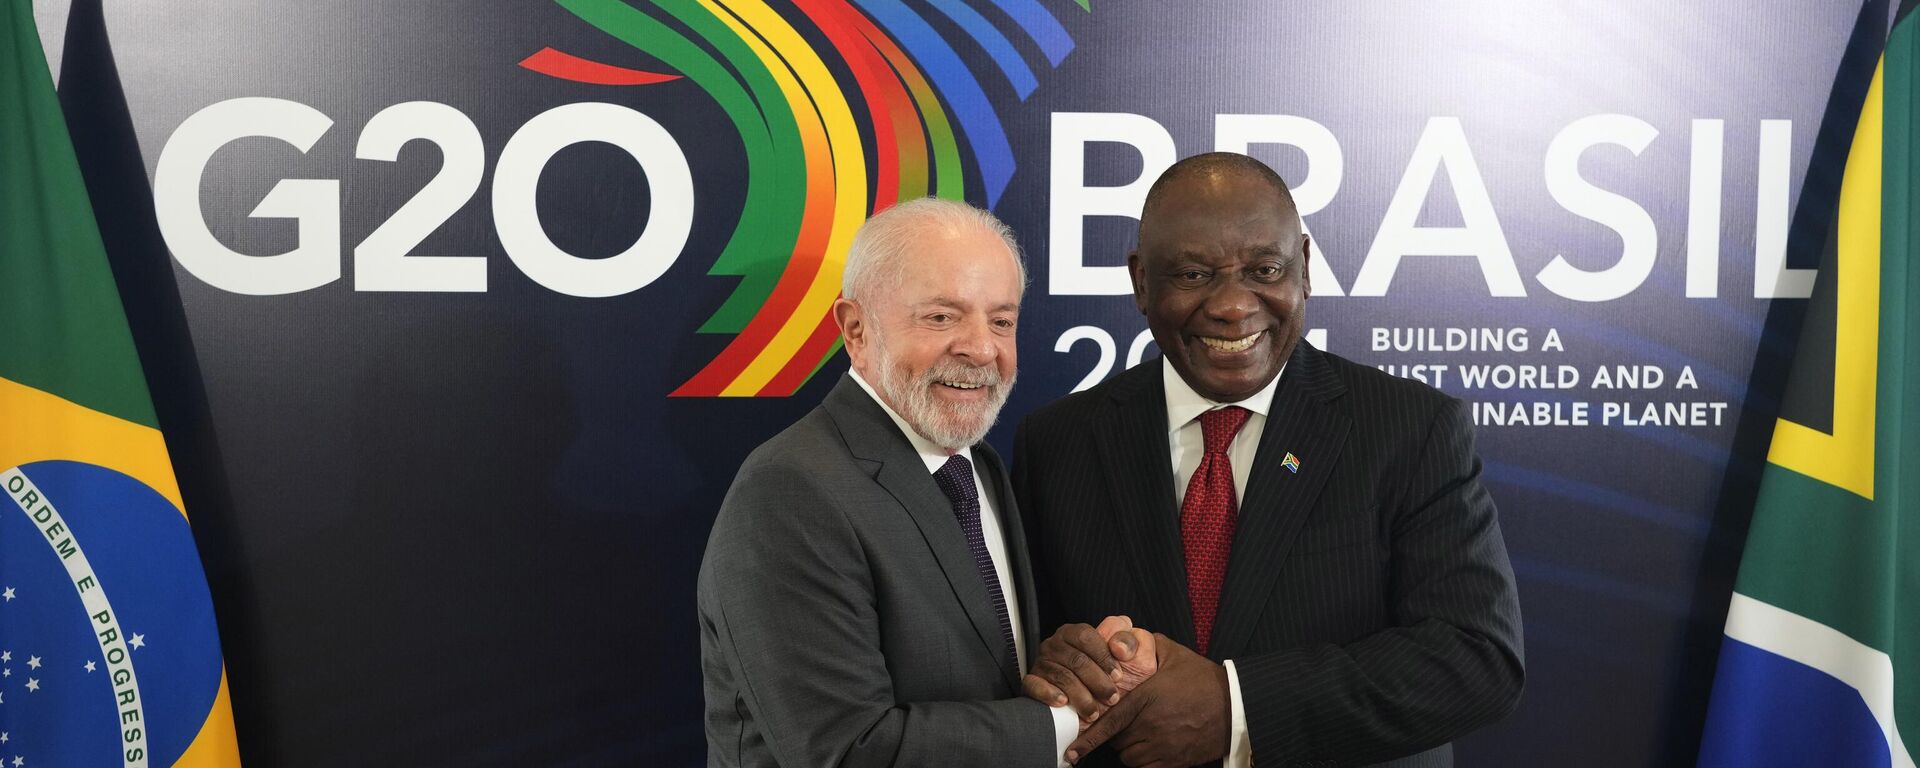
[42,0,1869,764]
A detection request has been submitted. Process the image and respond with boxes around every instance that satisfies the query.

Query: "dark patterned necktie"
[1182,406,1251,656]
[933,454,1019,674]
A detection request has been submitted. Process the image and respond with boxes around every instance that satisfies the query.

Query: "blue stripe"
[988,0,1074,66]
[850,0,1017,206]
[926,0,1038,98]
[1698,638,1892,767]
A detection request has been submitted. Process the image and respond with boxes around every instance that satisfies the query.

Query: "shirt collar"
[849,369,969,474]
[1161,356,1285,435]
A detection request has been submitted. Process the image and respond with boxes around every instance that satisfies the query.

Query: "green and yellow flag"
[1699,2,1920,765]
[0,3,243,765]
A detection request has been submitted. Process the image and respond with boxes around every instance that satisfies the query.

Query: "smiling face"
[1131,167,1310,403]
[837,223,1022,451]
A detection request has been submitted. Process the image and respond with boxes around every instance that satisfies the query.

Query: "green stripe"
[919,85,966,201]
[1887,0,1920,502]
[1881,15,1920,756]
[556,0,804,336]
[654,0,808,335]
[1733,465,1893,649]
[0,2,157,428]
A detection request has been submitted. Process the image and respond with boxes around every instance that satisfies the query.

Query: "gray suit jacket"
[700,374,1056,768]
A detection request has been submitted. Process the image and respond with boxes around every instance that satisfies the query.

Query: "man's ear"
[1300,234,1313,299]
[1128,251,1149,314]
[833,298,866,367]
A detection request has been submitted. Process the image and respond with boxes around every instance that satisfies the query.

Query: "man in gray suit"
[699,198,1145,767]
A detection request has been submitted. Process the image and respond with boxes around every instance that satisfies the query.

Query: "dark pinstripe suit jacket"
[1013,342,1523,768]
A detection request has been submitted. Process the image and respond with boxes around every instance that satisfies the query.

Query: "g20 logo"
[155,0,1087,397]
[154,98,693,299]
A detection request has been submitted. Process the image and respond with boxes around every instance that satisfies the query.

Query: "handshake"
[1023,617,1231,767]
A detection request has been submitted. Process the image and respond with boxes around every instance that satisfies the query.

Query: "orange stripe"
[722,0,868,394]
[682,0,837,396]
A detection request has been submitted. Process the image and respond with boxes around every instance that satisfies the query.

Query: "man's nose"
[1202,278,1260,323]
[949,316,999,362]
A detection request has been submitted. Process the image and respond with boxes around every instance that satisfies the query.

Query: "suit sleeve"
[701,458,1058,768]
[1231,398,1525,766]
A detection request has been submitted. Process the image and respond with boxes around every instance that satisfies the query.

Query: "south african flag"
[1697,1,1920,765]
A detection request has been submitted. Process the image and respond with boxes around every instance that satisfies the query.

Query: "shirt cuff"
[1224,659,1252,768]
[1049,704,1080,768]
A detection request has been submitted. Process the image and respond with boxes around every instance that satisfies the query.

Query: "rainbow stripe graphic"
[521,0,1082,397]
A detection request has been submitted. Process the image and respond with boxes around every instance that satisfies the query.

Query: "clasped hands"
[1022,617,1230,767]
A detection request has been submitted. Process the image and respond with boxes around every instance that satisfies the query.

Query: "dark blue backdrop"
[37,0,1878,763]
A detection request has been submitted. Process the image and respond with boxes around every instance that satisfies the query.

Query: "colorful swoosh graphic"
[521,0,1082,397]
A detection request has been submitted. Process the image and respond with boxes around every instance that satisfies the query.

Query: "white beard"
[869,329,1015,451]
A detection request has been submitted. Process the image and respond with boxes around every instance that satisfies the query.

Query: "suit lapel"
[1211,344,1351,660]
[1091,363,1197,647]
[824,376,1022,692]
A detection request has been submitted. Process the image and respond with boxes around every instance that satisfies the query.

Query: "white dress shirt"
[1163,357,1285,768]
[849,371,1080,765]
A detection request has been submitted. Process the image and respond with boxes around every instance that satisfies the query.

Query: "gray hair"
[841,197,1027,304]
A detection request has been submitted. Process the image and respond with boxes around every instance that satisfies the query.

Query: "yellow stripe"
[1768,57,1882,500]
[694,0,833,397]
[720,0,867,395]
[0,375,186,516]
[175,669,244,767]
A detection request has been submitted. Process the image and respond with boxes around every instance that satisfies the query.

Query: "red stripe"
[762,305,846,396]
[797,0,905,212]
[851,8,944,203]
[673,72,838,396]
[518,47,681,86]
[841,5,929,199]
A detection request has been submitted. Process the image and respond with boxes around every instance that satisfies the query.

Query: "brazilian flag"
[0,3,242,766]
[1698,2,1920,765]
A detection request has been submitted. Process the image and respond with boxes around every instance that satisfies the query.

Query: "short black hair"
[1141,152,1297,218]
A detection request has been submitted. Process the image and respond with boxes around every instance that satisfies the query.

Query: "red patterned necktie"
[1182,405,1251,656]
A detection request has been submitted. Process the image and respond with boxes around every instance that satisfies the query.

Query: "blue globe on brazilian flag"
[1,3,242,766]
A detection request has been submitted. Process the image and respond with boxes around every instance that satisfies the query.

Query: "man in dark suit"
[1014,154,1524,768]
[700,198,1154,767]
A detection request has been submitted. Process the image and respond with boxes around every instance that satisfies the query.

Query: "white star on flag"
[23,657,37,671]
[22,679,35,693]
[2,669,9,677]
[1,587,12,601]
[0,651,9,663]
[0,732,7,743]
[84,661,96,673]
[10,756,19,767]
[128,634,145,650]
